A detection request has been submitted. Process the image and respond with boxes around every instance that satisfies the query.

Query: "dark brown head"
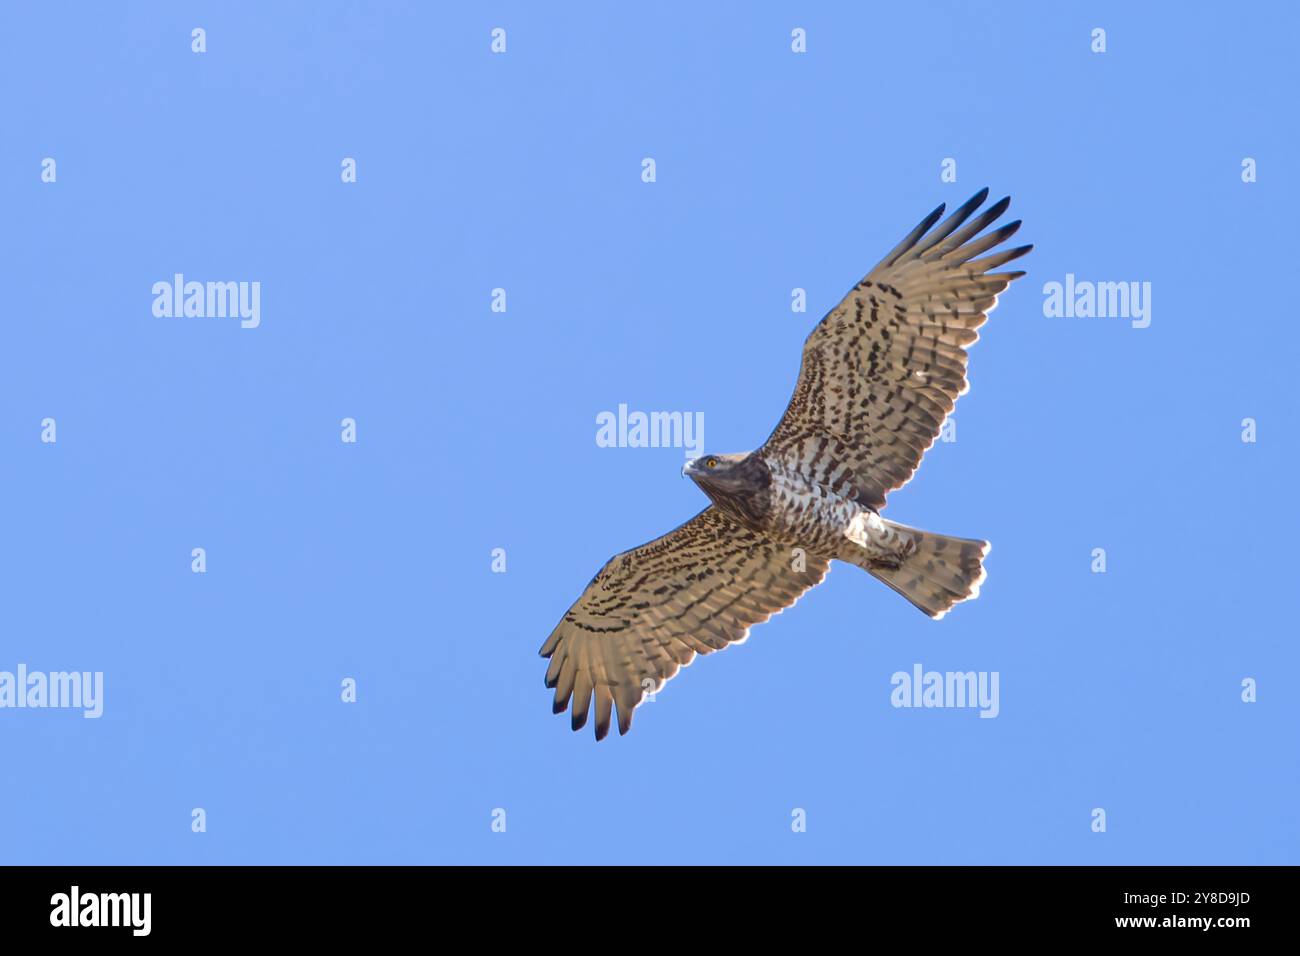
[683,452,770,527]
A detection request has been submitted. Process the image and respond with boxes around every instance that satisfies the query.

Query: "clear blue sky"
[1,1,1295,865]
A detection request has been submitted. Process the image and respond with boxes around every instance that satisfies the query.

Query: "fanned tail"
[842,518,989,619]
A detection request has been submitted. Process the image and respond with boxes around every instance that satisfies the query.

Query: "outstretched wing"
[539,507,829,740]
[763,188,1031,509]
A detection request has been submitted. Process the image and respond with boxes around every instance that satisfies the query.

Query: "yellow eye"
[705,457,719,469]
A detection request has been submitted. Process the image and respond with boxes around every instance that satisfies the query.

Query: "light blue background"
[2,1,1295,865]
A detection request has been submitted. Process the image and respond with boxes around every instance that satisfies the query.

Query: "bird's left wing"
[539,507,829,740]
[763,188,1031,509]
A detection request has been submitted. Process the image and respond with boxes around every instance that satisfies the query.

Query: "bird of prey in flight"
[540,189,1030,740]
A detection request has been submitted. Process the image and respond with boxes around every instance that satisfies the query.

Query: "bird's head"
[683,452,765,496]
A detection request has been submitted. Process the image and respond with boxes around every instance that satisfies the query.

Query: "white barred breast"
[762,457,866,553]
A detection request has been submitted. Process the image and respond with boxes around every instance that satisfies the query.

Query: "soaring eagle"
[541,189,1030,739]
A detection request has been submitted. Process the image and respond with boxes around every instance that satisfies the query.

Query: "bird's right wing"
[539,507,830,740]
[763,189,1031,509]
